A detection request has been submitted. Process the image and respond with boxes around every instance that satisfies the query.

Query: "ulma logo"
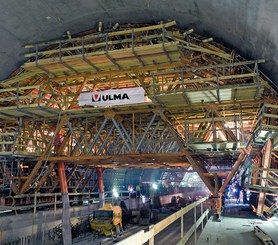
[92,93,130,102]
[92,94,101,102]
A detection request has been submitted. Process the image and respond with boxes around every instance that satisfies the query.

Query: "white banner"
[78,87,145,107]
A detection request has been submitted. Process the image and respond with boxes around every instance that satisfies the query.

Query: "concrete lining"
[0,0,277,87]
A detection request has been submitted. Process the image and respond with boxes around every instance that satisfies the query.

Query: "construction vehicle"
[128,195,158,225]
[89,203,123,237]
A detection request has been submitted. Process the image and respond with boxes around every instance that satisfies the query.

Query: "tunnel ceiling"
[0,0,278,87]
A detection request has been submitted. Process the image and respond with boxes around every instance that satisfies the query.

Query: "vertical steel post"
[88,190,91,211]
[54,193,57,214]
[33,192,37,215]
[97,167,105,207]
[234,116,238,147]
[212,114,217,150]
[58,162,72,245]
[132,113,135,152]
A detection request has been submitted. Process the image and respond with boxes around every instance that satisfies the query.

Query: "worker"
[235,182,242,204]
[128,184,134,192]
[170,196,178,209]
[177,196,187,208]
[171,196,177,205]
[242,189,248,204]
[136,184,141,198]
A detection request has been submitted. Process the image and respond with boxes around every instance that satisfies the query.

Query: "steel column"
[97,167,105,207]
[57,162,72,245]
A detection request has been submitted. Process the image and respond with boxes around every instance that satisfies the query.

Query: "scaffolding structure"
[0,21,276,215]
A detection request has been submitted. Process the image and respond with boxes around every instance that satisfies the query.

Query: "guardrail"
[0,191,131,214]
[117,196,209,245]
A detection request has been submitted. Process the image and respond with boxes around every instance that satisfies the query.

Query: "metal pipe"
[97,167,105,207]
[57,162,68,193]
[57,162,72,245]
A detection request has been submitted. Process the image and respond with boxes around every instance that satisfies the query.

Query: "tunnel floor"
[196,203,278,245]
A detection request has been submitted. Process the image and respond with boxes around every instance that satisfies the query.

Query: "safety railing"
[0,132,51,156]
[0,132,16,155]
[184,116,240,146]
[0,191,131,214]
[24,21,177,61]
[253,103,278,141]
[0,84,96,113]
[150,60,263,96]
[117,196,209,245]
[0,85,60,109]
[247,167,278,193]
[0,85,40,106]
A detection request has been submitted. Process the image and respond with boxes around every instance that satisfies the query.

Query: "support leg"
[58,162,72,245]
[256,139,273,216]
[97,167,105,208]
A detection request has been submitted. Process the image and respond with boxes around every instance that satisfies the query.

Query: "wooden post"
[181,215,184,239]
[194,206,197,242]
[257,138,273,216]
[201,202,204,230]
[149,225,154,245]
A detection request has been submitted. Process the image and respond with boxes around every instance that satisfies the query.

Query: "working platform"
[196,203,278,245]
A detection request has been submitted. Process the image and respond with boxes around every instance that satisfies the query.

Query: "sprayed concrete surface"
[0,0,278,88]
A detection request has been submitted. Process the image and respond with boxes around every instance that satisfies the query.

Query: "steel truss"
[0,21,276,218]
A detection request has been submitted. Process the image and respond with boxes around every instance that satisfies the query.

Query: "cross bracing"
[0,21,276,202]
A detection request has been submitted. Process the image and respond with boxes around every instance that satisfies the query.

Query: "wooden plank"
[262,124,278,130]
[1,72,40,86]
[0,142,14,145]
[0,95,38,102]
[252,167,278,172]
[24,33,167,58]
[265,103,278,109]
[0,85,40,93]
[0,133,15,136]
[264,113,278,119]
[24,21,177,48]
[23,42,180,68]
[251,176,278,182]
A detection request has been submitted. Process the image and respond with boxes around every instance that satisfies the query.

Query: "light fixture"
[142,195,146,203]
[113,188,119,198]
[152,183,158,190]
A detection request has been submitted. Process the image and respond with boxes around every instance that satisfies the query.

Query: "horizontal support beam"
[39,153,191,168]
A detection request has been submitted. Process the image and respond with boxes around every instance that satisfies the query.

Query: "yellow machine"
[90,203,123,237]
